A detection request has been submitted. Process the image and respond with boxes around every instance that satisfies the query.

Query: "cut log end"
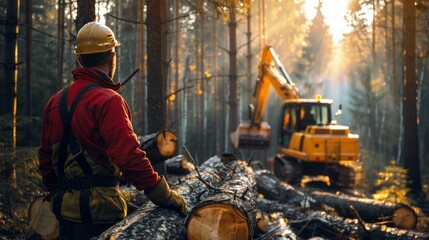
[156,130,177,158]
[28,196,60,240]
[139,130,178,164]
[186,203,249,240]
[392,205,418,230]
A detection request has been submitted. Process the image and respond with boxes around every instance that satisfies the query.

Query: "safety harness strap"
[53,84,111,225]
[58,175,119,190]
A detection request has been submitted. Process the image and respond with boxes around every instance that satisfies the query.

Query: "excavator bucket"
[230,121,271,149]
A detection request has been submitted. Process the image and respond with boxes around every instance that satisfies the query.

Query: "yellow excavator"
[231,45,362,188]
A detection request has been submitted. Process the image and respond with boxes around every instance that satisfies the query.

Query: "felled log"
[165,154,195,175]
[255,169,317,208]
[119,185,148,211]
[98,154,257,240]
[97,201,187,240]
[185,153,257,239]
[257,198,429,240]
[310,191,418,230]
[138,130,177,164]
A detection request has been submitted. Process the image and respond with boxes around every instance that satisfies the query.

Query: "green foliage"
[372,160,411,205]
[0,147,44,235]
[0,114,39,151]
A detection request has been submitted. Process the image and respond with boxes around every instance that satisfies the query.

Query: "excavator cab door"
[279,104,298,147]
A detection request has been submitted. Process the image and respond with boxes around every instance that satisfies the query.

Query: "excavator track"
[273,156,303,185]
[328,161,363,189]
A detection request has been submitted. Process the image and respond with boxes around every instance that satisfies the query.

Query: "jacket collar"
[72,68,122,91]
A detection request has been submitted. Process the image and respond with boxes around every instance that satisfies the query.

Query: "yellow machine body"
[279,125,360,163]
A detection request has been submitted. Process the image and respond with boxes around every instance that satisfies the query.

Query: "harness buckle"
[72,148,83,158]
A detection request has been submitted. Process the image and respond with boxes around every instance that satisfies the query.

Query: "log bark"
[165,155,195,175]
[255,169,317,208]
[96,201,187,240]
[139,130,177,164]
[98,154,257,240]
[257,198,429,240]
[310,191,418,230]
[185,153,257,239]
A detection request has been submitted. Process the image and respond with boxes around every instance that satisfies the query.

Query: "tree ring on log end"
[392,205,418,230]
[157,130,177,158]
[186,202,249,240]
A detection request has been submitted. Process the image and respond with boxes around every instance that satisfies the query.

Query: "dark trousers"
[59,220,114,240]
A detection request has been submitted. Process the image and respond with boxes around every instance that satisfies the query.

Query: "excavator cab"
[279,99,332,147]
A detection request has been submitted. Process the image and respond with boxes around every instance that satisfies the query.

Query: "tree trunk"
[402,0,422,194]
[75,0,95,32]
[162,0,170,128]
[25,0,33,146]
[212,3,219,152]
[114,0,121,84]
[194,0,201,163]
[146,0,166,132]
[146,0,167,174]
[246,5,253,106]
[391,0,396,101]
[99,154,257,239]
[174,0,180,144]
[310,191,417,230]
[228,2,238,152]
[199,1,205,161]
[134,0,145,134]
[2,0,19,149]
[57,0,65,90]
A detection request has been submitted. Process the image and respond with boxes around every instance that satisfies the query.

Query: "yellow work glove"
[145,176,188,217]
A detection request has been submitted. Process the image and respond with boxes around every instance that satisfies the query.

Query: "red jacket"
[39,68,160,191]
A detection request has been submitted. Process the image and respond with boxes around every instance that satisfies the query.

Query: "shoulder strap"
[58,84,102,176]
[54,84,102,224]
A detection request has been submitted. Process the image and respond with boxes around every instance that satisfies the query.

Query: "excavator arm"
[231,45,300,149]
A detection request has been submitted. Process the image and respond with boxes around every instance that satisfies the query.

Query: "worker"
[300,105,316,130]
[38,22,187,239]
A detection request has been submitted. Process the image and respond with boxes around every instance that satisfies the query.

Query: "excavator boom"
[231,45,299,149]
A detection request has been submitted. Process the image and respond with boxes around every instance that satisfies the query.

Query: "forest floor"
[1,157,429,239]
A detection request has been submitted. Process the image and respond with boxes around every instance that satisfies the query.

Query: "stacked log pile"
[102,155,428,240]
[257,198,427,240]
[254,170,427,239]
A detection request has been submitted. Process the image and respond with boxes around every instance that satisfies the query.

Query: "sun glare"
[303,0,352,43]
[96,2,112,25]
